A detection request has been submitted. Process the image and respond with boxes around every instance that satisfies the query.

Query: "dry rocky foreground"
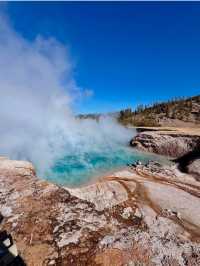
[0,128,200,266]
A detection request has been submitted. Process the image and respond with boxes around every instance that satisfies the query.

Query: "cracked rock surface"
[0,157,200,265]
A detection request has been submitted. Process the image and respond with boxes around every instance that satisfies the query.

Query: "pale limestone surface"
[67,180,136,211]
[143,181,200,227]
[0,157,200,265]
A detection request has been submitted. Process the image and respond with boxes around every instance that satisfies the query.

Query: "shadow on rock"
[173,138,200,179]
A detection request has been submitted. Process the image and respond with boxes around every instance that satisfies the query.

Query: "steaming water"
[45,145,168,187]
[0,16,170,187]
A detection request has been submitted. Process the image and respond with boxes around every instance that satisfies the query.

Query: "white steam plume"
[0,14,134,177]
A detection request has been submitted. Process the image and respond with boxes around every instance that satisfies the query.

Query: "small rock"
[122,207,133,219]
[176,212,182,220]
[12,222,17,228]
[134,208,142,219]
[187,158,200,179]
[162,209,182,220]
[163,208,173,217]
[49,260,55,265]
[1,206,12,217]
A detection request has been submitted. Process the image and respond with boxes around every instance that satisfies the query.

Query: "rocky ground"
[130,127,200,158]
[0,149,200,266]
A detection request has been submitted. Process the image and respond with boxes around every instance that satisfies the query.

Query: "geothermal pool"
[45,145,168,187]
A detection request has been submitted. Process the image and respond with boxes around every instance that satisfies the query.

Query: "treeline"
[118,95,200,126]
[77,114,101,121]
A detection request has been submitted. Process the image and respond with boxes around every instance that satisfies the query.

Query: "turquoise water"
[45,146,168,187]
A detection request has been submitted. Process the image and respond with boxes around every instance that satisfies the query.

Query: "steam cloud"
[0,14,134,177]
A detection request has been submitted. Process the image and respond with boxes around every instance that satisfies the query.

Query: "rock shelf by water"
[130,127,200,158]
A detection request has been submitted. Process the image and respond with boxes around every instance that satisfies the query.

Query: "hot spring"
[45,144,167,187]
[38,118,168,187]
[0,17,168,187]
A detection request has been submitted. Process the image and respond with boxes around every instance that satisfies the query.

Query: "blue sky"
[3,2,200,113]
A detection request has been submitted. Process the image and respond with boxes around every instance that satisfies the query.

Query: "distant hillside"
[77,112,119,121]
[118,95,200,127]
[77,113,101,121]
